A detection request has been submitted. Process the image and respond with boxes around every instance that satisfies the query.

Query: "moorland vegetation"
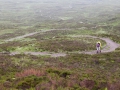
[0,0,120,90]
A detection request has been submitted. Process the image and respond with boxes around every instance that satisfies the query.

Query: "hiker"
[96,41,101,53]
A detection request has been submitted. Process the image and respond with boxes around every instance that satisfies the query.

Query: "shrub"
[47,68,71,78]
[16,76,47,89]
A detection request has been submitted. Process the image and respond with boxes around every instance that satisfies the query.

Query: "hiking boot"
[96,51,98,53]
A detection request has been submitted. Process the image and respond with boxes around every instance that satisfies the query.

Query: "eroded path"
[4,29,71,42]
[71,35,120,55]
[2,30,120,57]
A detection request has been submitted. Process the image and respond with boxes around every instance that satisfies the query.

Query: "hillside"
[0,0,120,90]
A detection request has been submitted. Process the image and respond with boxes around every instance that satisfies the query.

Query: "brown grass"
[15,68,45,78]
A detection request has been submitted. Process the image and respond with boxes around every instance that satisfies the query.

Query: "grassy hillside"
[0,0,120,90]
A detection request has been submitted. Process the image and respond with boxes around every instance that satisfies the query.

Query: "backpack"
[97,43,100,47]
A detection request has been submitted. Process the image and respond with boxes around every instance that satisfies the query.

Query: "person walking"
[96,41,101,53]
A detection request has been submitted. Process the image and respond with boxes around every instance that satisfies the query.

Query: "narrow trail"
[10,52,67,57]
[4,29,71,42]
[71,35,120,55]
[2,29,120,57]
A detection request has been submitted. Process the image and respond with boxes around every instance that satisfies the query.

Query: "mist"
[0,0,120,25]
[0,1,120,89]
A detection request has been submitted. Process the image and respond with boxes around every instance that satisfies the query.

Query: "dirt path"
[10,51,67,57]
[71,35,120,55]
[2,30,120,57]
[4,29,71,42]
